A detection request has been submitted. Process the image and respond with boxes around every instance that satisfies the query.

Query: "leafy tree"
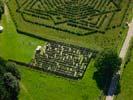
[6,62,21,80]
[0,81,9,100]
[94,49,121,93]
[0,0,4,19]
[95,49,121,76]
[0,64,6,75]
[4,73,20,100]
[0,57,21,100]
[0,57,6,66]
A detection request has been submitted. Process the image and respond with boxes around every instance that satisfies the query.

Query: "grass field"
[18,60,100,100]
[0,7,44,62]
[116,50,133,100]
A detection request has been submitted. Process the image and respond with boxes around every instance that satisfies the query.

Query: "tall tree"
[95,49,121,76]
[0,57,20,100]
[4,73,20,100]
[6,62,21,80]
[0,0,4,19]
[94,49,121,93]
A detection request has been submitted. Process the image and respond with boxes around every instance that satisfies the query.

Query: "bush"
[0,0,4,19]
[0,57,21,100]
[4,72,20,100]
[6,62,21,80]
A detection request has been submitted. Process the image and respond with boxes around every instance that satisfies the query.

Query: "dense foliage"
[0,57,20,100]
[0,0,4,19]
[95,49,121,76]
[94,49,121,93]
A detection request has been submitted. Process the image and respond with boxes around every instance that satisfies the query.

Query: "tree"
[0,57,6,66]
[0,0,4,19]
[94,49,121,93]
[95,49,121,76]
[0,57,21,100]
[0,64,6,75]
[0,82,9,100]
[6,62,21,80]
[4,72,20,100]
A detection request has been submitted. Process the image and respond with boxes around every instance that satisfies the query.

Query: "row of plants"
[9,0,130,36]
[22,14,95,36]
[8,0,127,36]
[15,0,117,33]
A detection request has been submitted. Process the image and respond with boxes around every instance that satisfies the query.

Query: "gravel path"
[106,19,133,100]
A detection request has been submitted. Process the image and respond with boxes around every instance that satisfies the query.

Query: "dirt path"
[119,20,133,59]
[20,82,33,100]
[4,4,10,23]
[106,19,133,100]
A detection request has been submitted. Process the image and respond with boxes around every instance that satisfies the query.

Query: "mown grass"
[0,7,44,62]
[18,60,100,100]
[116,50,133,100]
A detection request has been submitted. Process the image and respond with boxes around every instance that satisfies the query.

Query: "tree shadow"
[114,79,121,95]
[93,71,121,96]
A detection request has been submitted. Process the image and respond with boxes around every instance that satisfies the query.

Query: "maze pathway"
[33,41,95,79]
[16,0,121,35]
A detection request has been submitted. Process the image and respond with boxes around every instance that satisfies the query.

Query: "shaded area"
[0,57,21,100]
[93,71,121,96]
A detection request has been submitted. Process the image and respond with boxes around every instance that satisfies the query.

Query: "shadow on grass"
[93,71,121,96]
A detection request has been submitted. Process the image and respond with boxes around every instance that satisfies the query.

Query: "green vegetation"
[18,60,100,100]
[0,0,133,99]
[124,38,133,66]
[94,49,121,94]
[0,7,44,62]
[0,57,20,100]
[0,0,4,19]
[7,0,130,50]
[95,49,121,73]
[116,49,133,100]
[33,42,95,79]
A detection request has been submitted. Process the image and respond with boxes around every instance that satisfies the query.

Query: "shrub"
[6,62,21,80]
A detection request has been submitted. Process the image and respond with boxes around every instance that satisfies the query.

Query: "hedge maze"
[32,41,95,79]
[7,0,131,78]
[11,0,129,35]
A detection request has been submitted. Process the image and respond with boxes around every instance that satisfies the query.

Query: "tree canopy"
[0,57,20,100]
[94,49,121,94]
[0,0,4,19]
[95,49,121,76]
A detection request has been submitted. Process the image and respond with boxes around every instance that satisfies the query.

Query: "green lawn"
[0,7,44,62]
[18,60,100,100]
[116,50,133,100]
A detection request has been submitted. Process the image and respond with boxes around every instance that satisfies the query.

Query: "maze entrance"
[16,0,121,35]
